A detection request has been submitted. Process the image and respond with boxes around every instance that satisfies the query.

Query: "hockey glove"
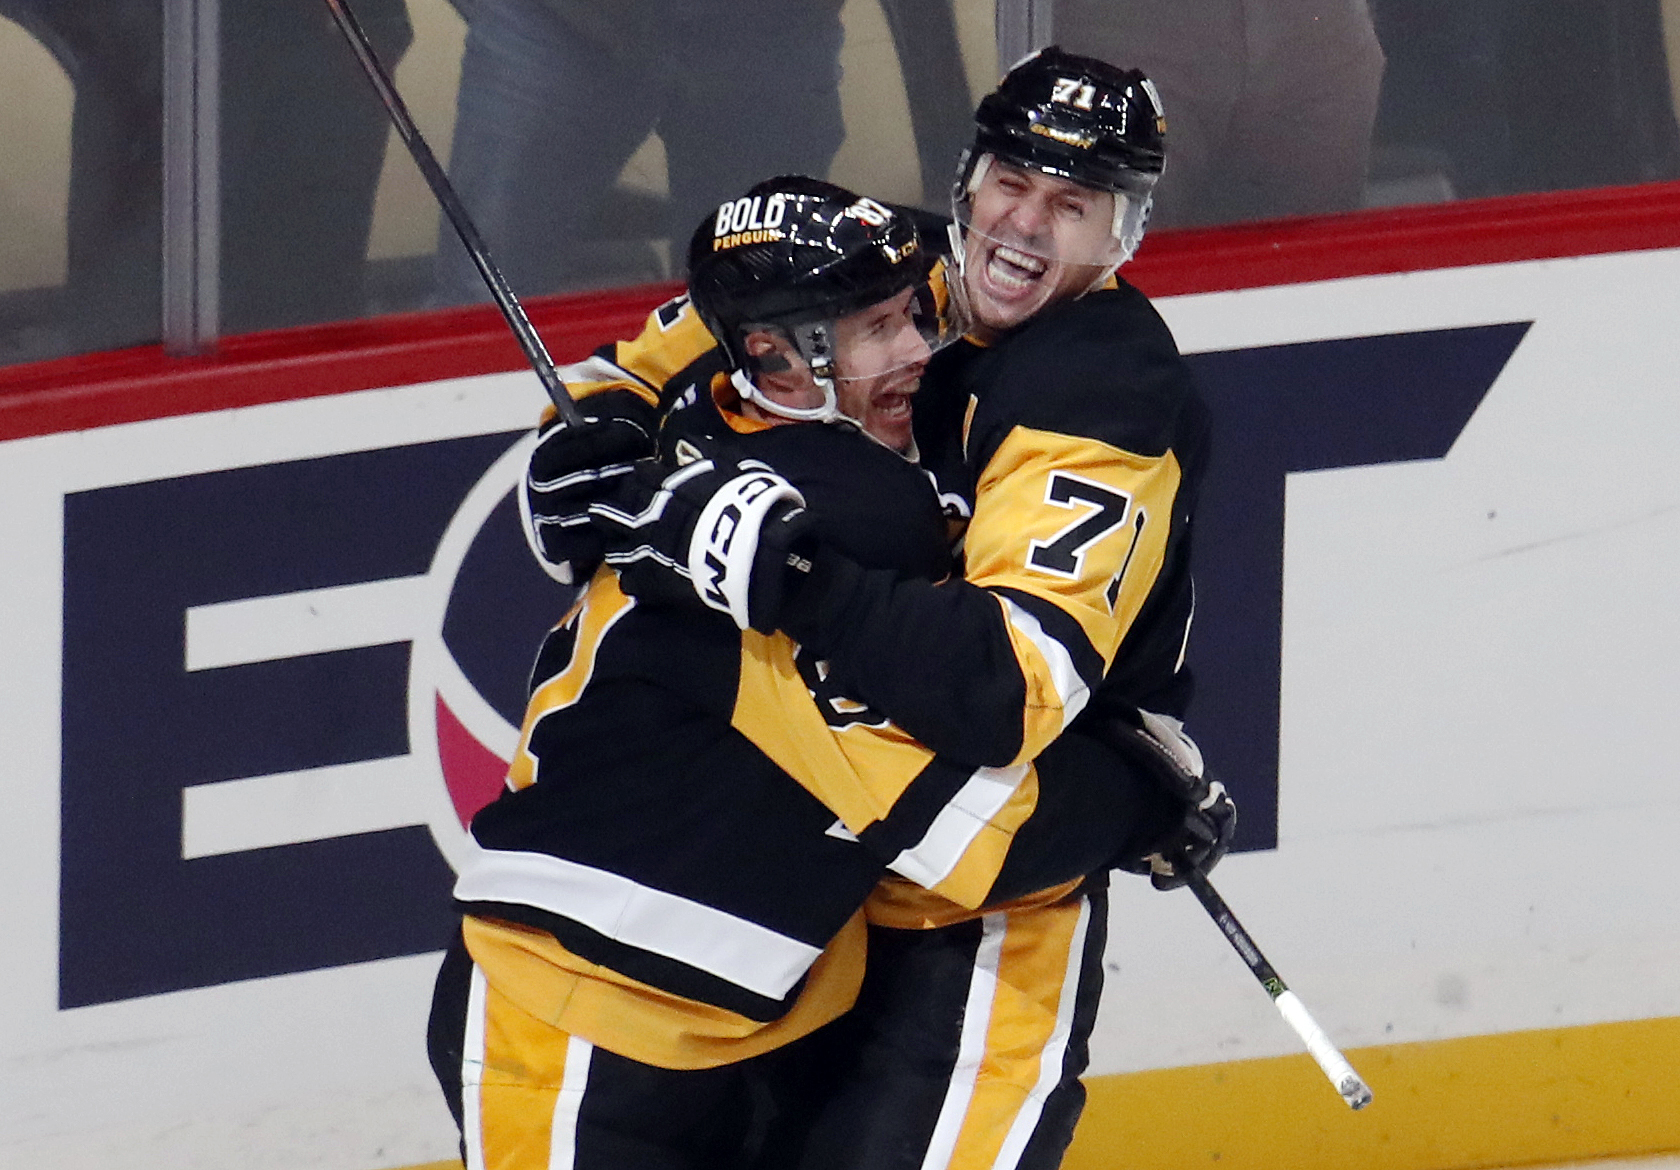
[520,398,656,585]
[1103,709,1238,890]
[589,449,816,631]
[1128,779,1237,891]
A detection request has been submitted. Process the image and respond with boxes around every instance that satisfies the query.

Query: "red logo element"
[435,693,510,828]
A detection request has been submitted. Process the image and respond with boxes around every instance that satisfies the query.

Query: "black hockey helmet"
[958,46,1166,202]
[686,175,939,386]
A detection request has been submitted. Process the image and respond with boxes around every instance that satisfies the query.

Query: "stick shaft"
[1185,867,1283,993]
[1184,869,1373,1110]
[322,0,581,424]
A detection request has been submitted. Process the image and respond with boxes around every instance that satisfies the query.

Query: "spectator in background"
[877,0,977,208]
[0,0,161,355]
[0,0,412,352]
[221,1,414,333]
[1053,0,1387,227]
[1369,0,1680,201]
[435,0,848,305]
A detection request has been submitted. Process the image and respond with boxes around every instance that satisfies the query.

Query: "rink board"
[2,188,1679,1169]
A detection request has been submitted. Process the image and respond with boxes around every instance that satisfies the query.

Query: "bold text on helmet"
[715,194,790,238]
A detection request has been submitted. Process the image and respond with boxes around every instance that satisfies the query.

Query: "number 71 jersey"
[907,277,1212,754]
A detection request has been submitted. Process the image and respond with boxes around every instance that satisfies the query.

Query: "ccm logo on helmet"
[881,236,919,265]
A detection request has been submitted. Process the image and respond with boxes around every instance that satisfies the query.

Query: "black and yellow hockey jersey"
[456,295,1180,1067]
[536,289,1197,911]
[713,278,1210,929]
[558,273,1208,777]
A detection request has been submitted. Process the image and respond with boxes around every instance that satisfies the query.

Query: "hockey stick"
[1184,868,1374,1110]
[322,0,582,425]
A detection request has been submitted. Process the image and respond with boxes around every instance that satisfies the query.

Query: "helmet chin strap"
[734,317,847,426]
[729,369,920,461]
[730,367,843,425]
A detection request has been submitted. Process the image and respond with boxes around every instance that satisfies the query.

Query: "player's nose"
[897,321,933,368]
[1002,193,1051,239]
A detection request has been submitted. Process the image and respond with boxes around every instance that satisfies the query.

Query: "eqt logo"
[59,428,571,1008]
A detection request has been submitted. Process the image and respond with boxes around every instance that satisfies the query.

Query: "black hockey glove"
[589,447,817,631]
[1102,709,1238,891]
[1129,779,1237,891]
[520,398,656,585]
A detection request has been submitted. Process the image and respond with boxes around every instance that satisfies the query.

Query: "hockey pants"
[753,879,1108,1170]
[429,880,1105,1170]
[428,931,781,1170]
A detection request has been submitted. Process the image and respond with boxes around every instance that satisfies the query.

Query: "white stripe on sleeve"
[999,596,1091,728]
[887,764,1029,891]
[453,850,822,1000]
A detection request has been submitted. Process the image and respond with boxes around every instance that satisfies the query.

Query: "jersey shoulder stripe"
[610,296,726,410]
[558,354,660,405]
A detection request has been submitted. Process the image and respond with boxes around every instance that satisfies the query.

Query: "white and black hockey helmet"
[686,175,953,426]
[955,46,1167,267]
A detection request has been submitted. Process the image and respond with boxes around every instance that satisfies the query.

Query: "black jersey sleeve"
[984,728,1178,903]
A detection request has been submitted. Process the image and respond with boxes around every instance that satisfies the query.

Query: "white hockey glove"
[1106,709,1237,890]
[520,401,655,585]
[589,447,816,631]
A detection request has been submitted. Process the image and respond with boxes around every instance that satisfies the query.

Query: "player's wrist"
[776,541,862,649]
[739,501,818,633]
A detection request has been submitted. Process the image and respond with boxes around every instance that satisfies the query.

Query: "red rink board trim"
[0,282,685,443]
[4,180,1679,443]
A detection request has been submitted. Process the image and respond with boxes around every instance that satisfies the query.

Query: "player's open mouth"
[984,244,1049,297]
[873,389,914,421]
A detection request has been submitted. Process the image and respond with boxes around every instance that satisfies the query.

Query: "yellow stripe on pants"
[929,892,1093,1170]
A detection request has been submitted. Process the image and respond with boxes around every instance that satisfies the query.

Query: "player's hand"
[520,405,655,585]
[589,446,815,631]
[1094,707,1238,889]
[1129,779,1236,891]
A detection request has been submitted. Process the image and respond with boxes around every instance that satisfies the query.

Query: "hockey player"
[429,176,1207,1170]
[579,50,1229,1170]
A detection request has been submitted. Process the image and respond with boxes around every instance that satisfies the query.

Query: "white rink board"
[1092,248,1680,1075]
[0,370,548,1170]
[2,247,1678,1167]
